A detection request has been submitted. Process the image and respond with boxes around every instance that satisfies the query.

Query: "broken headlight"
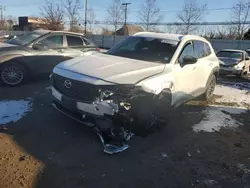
[100,90,115,98]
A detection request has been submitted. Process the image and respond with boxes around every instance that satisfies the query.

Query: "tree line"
[1,0,250,39]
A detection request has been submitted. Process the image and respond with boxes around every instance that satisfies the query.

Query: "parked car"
[51,32,220,154]
[0,30,99,86]
[217,49,250,77]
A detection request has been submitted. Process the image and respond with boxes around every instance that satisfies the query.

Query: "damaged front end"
[87,84,169,154]
[52,83,169,154]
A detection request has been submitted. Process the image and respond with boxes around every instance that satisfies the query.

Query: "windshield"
[107,36,179,63]
[4,32,43,45]
[217,51,243,60]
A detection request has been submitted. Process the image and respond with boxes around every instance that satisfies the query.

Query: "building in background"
[12,16,63,31]
[115,24,144,36]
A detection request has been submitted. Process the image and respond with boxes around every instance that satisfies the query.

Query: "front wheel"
[203,75,216,101]
[0,63,27,86]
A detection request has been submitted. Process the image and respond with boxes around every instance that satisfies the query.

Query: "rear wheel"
[0,63,27,86]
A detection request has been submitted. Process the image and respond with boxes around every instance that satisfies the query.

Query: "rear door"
[194,41,214,95]
[28,34,70,74]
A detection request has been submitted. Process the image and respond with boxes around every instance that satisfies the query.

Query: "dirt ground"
[0,76,250,188]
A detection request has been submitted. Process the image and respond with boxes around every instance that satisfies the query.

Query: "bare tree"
[64,0,81,31]
[87,8,96,34]
[41,0,64,30]
[232,0,250,39]
[177,0,207,34]
[5,16,17,30]
[107,0,124,33]
[138,0,163,31]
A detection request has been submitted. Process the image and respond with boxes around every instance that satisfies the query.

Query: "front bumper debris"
[52,98,133,155]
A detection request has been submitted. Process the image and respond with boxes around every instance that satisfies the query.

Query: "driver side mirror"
[182,55,198,65]
[32,43,47,50]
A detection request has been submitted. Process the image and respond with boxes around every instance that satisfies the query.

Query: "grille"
[53,74,99,102]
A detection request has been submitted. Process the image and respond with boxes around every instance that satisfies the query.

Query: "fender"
[0,55,31,75]
[0,54,24,64]
[136,71,174,95]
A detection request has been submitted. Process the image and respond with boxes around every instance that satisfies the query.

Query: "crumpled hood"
[56,52,165,84]
[218,57,240,66]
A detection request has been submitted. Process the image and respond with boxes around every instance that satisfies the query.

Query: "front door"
[172,41,198,106]
[30,34,70,75]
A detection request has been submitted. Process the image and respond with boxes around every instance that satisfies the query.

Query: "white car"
[50,32,220,154]
[217,49,250,77]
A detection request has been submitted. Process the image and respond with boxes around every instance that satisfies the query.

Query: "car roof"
[134,32,184,41]
[219,49,246,53]
[33,29,84,36]
[133,32,207,42]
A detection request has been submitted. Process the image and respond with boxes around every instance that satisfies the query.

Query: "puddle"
[0,100,33,125]
[193,106,247,132]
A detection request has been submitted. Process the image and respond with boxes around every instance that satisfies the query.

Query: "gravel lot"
[0,75,250,188]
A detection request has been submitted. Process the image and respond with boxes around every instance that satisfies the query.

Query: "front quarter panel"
[136,67,174,95]
[0,50,30,64]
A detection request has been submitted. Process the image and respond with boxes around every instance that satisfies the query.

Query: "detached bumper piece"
[52,101,134,155]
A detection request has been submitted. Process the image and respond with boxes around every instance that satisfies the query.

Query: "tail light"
[96,47,100,51]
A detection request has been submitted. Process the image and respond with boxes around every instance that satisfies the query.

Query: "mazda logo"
[64,80,72,88]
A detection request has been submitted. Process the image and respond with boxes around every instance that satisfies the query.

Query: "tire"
[202,75,216,101]
[236,72,242,78]
[130,96,167,137]
[0,63,27,86]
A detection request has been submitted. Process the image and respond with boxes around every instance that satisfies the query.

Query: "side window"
[67,35,84,47]
[179,42,194,65]
[82,38,90,45]
[204,43,212,56]
[38,35,63,49]
[194,41,205,58]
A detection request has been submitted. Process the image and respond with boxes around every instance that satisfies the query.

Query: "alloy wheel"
[1,65,24,86]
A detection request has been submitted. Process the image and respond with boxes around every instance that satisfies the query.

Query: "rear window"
[204,43,211,56]
[107,36,179,63]
[67,35,84,47]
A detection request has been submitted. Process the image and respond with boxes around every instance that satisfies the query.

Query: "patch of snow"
[193,106,247,132]
[214,85,250,106]
[0,100,33,125]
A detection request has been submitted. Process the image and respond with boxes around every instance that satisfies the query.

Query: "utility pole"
[0,5,5,30]
[84,0,87,35]
[122,3,131,26]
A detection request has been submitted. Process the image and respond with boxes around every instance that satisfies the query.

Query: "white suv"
[50,32,220,154]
